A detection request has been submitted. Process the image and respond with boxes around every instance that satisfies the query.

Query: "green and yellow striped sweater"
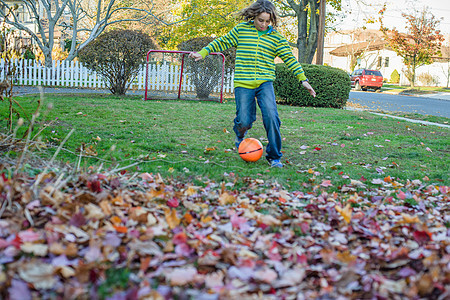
[199,21,307,89]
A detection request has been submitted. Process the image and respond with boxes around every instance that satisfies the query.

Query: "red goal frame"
[145,50,226,103]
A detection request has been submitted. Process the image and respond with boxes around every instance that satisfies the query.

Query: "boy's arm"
[189,26,240,61]
[276,37,307,81]
[276,36,316,97]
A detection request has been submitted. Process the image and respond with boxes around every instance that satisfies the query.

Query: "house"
[1,0,71,51]
[325,29,450,87]
[0,0,36,49]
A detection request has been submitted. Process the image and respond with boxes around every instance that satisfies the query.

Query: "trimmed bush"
[274,64,350,108]
[390,69,400,84]
[78,30,156,95]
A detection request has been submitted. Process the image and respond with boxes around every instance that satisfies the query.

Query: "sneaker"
[235,132,247,150]
[269,159,284,168]
[235,136,244,150]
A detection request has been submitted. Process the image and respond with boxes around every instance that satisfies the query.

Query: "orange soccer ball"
[238,138,263,162]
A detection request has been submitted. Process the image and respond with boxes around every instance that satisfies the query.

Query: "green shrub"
[390,69,400,84]
[78,30,156,95]
[274,64,350,108]
[23,47,35,60]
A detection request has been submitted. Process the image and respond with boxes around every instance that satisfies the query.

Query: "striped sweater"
[199,21,307,89]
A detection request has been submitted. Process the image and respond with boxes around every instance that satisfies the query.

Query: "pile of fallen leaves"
[0,167,448,299]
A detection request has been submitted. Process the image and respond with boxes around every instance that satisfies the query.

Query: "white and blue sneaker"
[235,136,244,150]
[235,132,247,150]
[268,159,284,168]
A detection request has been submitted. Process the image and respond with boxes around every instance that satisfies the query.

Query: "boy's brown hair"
[238,0,278,27]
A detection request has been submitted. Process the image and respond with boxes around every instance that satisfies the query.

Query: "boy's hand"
[188,52,203,61]
[302,81,316,97]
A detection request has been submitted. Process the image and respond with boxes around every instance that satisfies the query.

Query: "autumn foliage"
[380,8,444,88]
[0,168,448,299]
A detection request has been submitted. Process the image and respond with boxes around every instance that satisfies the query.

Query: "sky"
[336,0,450,35]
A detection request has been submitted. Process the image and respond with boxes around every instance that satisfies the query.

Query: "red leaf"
[69,212,87,227]
[413,230,432,244]
[167,197,180,208]
[300,221,310,233]
[11,235,22,248]
[172,232,187,245]
[87,180,102,193]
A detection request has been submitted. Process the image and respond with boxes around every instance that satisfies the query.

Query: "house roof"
[329,39,387,57]
[432,46,450,61]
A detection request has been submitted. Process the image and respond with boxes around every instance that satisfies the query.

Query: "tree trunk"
[411,56,417,88]
[296,0,319,64]
[296,2,308,63]
[350,55,358,72]
[306,0,319,63]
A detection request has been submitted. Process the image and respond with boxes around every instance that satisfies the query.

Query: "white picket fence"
[0,59,235,93]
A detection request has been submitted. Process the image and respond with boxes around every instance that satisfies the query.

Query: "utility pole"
[316,0,326,65]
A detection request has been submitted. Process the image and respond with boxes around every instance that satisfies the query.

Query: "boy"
[189,0,316,168]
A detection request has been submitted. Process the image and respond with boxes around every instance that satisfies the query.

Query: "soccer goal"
[145,50,226,103]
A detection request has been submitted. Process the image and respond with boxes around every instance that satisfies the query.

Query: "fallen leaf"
[164,208,180,229]
[219,192,235,205]
[18,262,57,289]
[321,180,333,187]
[399,213,420,224]
[165,267,197,286]
[335,203,352,223]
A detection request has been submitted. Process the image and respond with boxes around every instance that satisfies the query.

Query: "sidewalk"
[383,89,450,101]
[402,92,450,101]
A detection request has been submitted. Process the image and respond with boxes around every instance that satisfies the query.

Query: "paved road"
[349,91,450,118]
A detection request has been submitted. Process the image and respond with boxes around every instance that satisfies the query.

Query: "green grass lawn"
[2,93,449,190]
[382,84,450,93]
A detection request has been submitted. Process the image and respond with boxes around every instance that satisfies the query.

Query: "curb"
[345,107,450,128]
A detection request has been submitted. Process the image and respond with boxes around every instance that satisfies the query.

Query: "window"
[377,57,382,69]
[366,70,382,76]
[384,57,389,67]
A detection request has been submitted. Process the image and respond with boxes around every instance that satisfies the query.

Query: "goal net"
[145,50,226,102]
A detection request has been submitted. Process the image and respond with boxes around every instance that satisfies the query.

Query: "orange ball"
[238,138,263,162]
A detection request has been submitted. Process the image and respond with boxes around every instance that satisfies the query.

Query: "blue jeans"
[234,81,282,160]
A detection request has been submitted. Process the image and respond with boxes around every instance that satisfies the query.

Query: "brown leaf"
[335,203,352,223]
[164,208,180,229]
[219,192,235,205]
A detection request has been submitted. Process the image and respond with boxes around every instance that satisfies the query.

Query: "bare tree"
[0,0,189,67]
[276,0,321,64]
